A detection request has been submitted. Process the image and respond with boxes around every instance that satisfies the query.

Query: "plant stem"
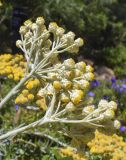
[32,132,68,147]
[0,118,49,141]
[0,71,33,109]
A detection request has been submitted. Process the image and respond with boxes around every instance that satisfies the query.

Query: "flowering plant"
[0,17,120,147]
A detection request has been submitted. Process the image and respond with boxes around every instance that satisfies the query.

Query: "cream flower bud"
[67,45,79,54]
[48,22,58,32]
[83,72,94,81]
[83,105,95,115]
[19,26,27,34]
[74,69,83,77]
[53,81,62,90]
[31,23,38,30]
[61,32,75,44]
[24,19,32,28]
[16,40,22,48]
[74,38,84,47]
[24,31,32,39]
[114,120,121,129]
[61,79,72,89]
[60,93,70,103]
[47,72,59,80]
[70,89,84,104]
[75,61,86,72]
[63,58,75,69]
[86,65,94,72]
[56,27,65,36]
[104,109,115,119]
[98,99,108,108]
[65,102,75,112]
[64,71,74,79]
[78,80,90,90]
[36,17,45,25]
[67,31,75,41]
[108,101,117,111]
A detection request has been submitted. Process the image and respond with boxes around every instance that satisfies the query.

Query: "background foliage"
[1,0,126,76]
[1,0,126,159]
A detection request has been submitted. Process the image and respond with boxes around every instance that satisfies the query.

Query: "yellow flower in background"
[60,147,87,160]
[87,130,126,160]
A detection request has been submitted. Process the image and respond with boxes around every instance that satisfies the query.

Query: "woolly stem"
[0,70,33,109]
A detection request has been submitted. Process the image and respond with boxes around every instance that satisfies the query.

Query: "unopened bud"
[36,17,45,25]
[65,102,75,112]
[74,38,84,47]
[114,120,121,129]
[108,101,117,111]
[16,40,22,48]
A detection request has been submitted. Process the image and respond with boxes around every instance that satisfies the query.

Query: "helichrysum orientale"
[0,17,120,145]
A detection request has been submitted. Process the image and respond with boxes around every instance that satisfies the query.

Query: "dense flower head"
[87,130,126,160]
[16,17,84,70]
[15,78,47,110]
[0,53,26,81]
[38,58,94,108]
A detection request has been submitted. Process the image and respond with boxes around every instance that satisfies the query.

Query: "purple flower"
[91,80,100,88]
[119,126,126,132]
[111,77,116,83]
[88,91,95,97]
[111,83,116,89]
[122,84,126,89]
[14,105,19,111]
[112,84,121,92]
[103,95,109,100]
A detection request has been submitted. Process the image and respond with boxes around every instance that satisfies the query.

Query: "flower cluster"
[111,77,126,93]
[89,99,119,123]
[15,78,47,110]
[0,53,26,81]
[87,130,126,160]
[0,17,121,143]
[38,58,94,110]
[16,17,84,71]
[60,147,87,160]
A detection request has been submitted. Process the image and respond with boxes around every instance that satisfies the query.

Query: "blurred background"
[0,0,126,76]
[1,1,126,159]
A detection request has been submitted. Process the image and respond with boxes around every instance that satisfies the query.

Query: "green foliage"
[1,0,126,75]
[104,44,126,76]
[0,1,12,52]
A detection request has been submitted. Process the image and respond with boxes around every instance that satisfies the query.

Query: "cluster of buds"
[38,58,94,113]
[48,22,84,53]
[16,17,84,72]
[15,78,47,110]
[82,99,120,129]
[0,54,26,81]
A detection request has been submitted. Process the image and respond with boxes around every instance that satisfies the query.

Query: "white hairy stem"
[32,132,68,147]
[84,107,107,120]
[0,118,49,141]
[0,71,34,109]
